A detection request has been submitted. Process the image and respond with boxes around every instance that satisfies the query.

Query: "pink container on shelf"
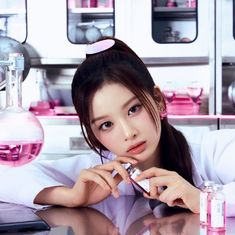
[29,101,55,116]
[166,0,177,7]
[165,95,201,115]
[82,0,97,8]
[186,0,196,8]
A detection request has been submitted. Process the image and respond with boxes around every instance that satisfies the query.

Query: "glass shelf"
[0,9,26,18]
[153,7,196,19]
[69,7,113,14]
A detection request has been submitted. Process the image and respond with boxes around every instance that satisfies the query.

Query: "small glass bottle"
[166,0,177,7]
[82,0,97,8]
[200,180,214,226]
[208,184,226,232]
[173,30,181,42]
[186,0,196,8]
[124,163,150,195]
[0,53,44,167]
[163,26,175,43]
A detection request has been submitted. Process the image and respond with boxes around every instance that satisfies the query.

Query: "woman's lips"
[127,142,146,154]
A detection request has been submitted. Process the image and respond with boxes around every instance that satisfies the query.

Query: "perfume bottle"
[0,53,44,167]
[208,184,226,232]
[124,163,150,195]
[200,180,214,226]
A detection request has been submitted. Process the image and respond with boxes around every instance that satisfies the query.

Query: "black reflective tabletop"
[0,196,235,235]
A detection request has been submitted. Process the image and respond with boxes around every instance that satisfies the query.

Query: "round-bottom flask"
[0,53,44,166]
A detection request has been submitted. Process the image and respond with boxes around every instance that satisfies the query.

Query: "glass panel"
[67,0,115,44]
[152,0,198,43]
[0,0,27,42]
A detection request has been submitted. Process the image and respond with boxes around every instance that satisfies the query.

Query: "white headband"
[85,39,115,55]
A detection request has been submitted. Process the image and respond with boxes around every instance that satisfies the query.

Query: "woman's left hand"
[135,167,200,213]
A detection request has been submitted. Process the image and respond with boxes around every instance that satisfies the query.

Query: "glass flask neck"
[6,69,23,110]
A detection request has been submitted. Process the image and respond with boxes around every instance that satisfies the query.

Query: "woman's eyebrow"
[122,96,138,109]
[91,115,108,124]
[91,95,137,124]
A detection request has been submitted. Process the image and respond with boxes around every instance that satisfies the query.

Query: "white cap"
[122,162,131,170]
[85,39,115,55]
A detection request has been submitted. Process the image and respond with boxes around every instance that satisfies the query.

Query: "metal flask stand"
[0,53,44,167]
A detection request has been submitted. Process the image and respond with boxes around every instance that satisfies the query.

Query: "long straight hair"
[72,38,195,186]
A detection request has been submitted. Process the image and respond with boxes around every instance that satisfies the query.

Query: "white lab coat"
[0,129,234,216]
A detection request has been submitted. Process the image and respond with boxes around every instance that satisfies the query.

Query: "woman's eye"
[128,104,142,115]
[99,121,113,130]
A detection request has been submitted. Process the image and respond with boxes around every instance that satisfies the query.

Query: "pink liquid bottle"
[208,184,226,232]
[124,163,150,195]
[200,180,214,226]
[0,53,44,167]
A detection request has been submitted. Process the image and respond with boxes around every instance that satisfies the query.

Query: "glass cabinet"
[220,0,235,115]
[152,0,198,43]
[67,0,115,44]
[233,0,235,39]
[0,0,27,42]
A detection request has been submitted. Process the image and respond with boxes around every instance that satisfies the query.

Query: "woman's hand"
[34,156,136,207]
[71,157,137,206]
[135,167,200,213]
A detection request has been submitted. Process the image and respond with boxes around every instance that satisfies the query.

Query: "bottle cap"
[122,162,131,170]
[203,180,214,187]
[212,184,223,191]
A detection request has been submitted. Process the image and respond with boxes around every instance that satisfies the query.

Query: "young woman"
[0,37,235,216]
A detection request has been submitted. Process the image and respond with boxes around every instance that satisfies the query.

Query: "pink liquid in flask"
[0,141,43,167]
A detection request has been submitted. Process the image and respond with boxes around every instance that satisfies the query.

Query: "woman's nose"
[120,121,138,141]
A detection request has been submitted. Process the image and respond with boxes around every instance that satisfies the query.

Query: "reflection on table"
[35,196,235,235]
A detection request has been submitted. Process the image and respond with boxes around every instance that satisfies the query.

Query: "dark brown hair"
[71,37,194,185]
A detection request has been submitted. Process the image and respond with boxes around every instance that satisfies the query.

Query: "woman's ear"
[153,86,167,119]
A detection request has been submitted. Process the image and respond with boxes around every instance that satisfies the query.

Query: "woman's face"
[89,83,161,169]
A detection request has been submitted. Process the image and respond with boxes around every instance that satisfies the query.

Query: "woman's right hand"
[70,156,137,206]
[34,156,137,207]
